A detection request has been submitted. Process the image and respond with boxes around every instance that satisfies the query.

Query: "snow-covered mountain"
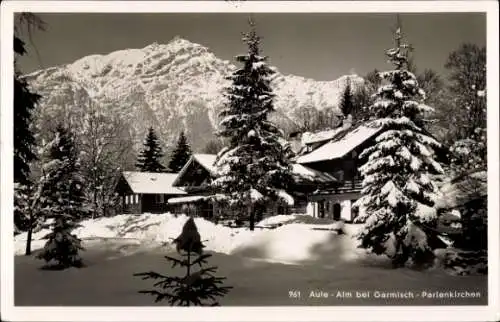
[25,37,364,152]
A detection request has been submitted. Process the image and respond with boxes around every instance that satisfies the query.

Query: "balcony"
[337,179,363,193]
[311,179,363,196]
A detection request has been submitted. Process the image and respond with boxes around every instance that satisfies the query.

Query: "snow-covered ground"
[15,213,362,265]
[14,213,487,306]
[14,212,479,271]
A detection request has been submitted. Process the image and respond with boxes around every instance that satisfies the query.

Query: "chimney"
[288,131,303,154]
[343,114,353,130]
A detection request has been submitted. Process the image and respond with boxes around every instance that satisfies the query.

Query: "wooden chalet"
[292,118,449,222]
[115,119,447,224]
[290,121,384,222]
[168,154,219,218]
[166,153,337,219]
[115,171,186,214]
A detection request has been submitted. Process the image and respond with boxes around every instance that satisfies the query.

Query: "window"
[135,194,139,204]
[126,195,130,205]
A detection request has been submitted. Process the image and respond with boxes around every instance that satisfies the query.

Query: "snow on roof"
[297,124,383,164]
[168,189,294,206]
[302,127,345,145]
[168,189,264,204]
[277,190,295,206]
[172,153,217,187]
[168,195,208,204]
[122,171,186,195]
[193,154,217,174]
[168,194,229,205]
[291,164,337,183]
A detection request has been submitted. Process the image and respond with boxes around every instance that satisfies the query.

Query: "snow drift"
[15,213,363,265]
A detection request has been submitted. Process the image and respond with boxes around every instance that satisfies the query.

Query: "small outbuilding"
[115,171,186,214]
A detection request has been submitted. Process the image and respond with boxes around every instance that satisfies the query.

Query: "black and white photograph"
[1,1,499,321]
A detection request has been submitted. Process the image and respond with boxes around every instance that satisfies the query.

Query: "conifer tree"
[339,81,354,119]
[354,25,444,267]
[14,43,39,187]
[36,126,86,268]
[213,19,293,231]
[134,217,232,306]
[168,131,192,173]
[136,127,167,172]
[13,18,44,232]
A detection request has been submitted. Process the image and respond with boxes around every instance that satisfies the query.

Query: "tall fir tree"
[168,131,192,173]
[339,81,354,119]
[14,38,39,186]
[213,19,293,230]
[36,126,86,268]
[13,19,43,232]
[354,25,444,267]
[136,127,167,172]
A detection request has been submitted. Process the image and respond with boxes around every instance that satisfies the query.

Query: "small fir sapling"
[37,217,84,268]
[134,217,232,306]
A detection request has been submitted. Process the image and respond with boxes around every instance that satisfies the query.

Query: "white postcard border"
[1,1,498,321]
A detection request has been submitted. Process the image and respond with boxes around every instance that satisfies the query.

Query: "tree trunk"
[25,214,33,255]
[391,240,409,268]
[92,191,97,219]
[248,204,254,231]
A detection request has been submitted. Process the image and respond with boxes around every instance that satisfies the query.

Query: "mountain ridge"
[25,37,364,154]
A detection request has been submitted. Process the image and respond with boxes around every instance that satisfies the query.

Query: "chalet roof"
[291,164,337,183]
[296,123,384,164]
[302,127,346,145]
[301,116,353,146]
[121,171,186,195]
[173,153,337,187]
[167,195,210,204]
[172,154,217,187]
[168,189,295,206]
[193,154,218,174]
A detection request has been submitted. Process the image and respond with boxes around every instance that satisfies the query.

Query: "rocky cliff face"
[25,37,364,153]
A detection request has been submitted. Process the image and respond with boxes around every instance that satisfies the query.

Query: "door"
[333,203,341,221]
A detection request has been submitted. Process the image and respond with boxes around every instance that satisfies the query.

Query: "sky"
[17,12,486,81]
